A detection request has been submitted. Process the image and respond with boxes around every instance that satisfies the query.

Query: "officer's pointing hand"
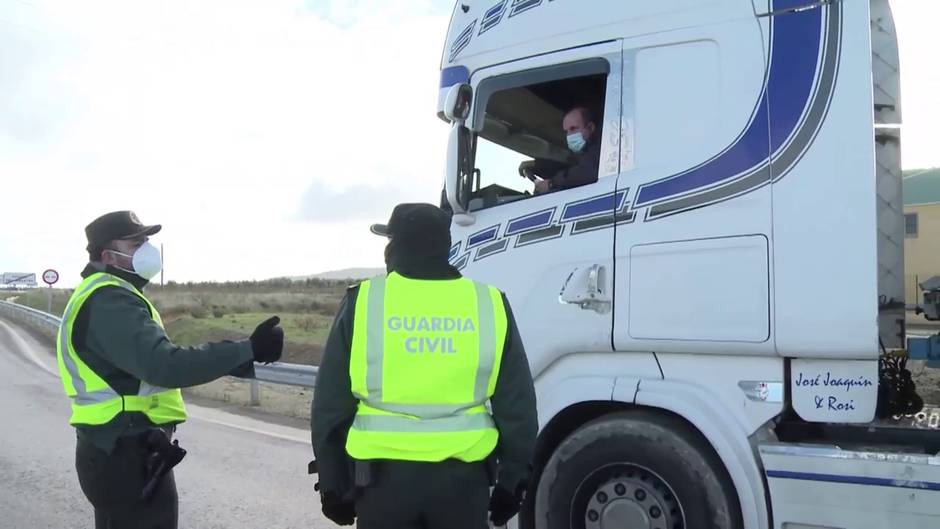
[250,316,284,364]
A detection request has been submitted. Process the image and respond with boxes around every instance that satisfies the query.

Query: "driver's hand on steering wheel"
[518,160,537,181]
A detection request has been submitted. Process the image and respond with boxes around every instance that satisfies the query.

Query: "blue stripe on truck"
[561,191,627,221]
[635,0,824,207]
[506,208,554,235]
[766,470,940,491]
[440,66,470,88]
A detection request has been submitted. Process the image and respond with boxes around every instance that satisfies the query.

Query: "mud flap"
[760,443,940,528]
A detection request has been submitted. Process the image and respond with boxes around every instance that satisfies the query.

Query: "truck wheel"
[534,410,742,529]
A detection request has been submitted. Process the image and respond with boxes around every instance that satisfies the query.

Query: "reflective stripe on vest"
[346,273,507,462]
[353,412,495,433]
[56,272,187,426]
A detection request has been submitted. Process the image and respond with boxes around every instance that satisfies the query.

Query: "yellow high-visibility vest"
[346,272,508,462]
[56,272,186,426]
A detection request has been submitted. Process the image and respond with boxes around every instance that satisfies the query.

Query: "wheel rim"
[575,463,685,529]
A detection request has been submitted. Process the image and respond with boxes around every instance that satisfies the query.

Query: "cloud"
[892,1,940,168]
[304,0,453,28]
[0,0,453,284]
[298,180,411,222]
[3,0,936,285]
[0,11,77,144]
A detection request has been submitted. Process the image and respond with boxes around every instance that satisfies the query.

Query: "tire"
[534,410,742,529]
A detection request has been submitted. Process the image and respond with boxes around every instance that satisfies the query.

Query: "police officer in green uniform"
[59,211,284,529]
[311,203,538,529]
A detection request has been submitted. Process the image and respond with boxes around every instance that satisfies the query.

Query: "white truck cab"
[438,1,934,528]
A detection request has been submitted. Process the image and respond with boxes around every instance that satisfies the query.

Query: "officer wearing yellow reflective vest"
[60,211,284,529]
[311,203,538,529]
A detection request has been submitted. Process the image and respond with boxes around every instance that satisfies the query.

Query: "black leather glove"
[321,491,356,526]
[250,316,283,363]
[489,484,523,526]
[518,160,538,181]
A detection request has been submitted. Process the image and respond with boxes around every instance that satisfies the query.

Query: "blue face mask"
[567,131,587,153]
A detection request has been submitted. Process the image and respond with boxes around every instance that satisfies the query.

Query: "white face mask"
[566,131,587,153]
[107,242,162,280]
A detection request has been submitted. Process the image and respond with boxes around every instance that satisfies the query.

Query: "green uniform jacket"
[71,264,256,453]
[311,275,538,498]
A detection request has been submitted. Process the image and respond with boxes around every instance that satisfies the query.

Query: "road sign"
[42,269,59,286]
[1,272,37,288]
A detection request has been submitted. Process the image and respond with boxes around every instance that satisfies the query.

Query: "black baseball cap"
[370,203,451,247]
[85,211,161,252]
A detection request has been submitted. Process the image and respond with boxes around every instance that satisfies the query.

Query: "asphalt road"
[0,316,336,529]
[6,309,938,529]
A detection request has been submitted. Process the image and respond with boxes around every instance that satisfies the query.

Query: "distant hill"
[903,167,940,206]
[299,267,385,281]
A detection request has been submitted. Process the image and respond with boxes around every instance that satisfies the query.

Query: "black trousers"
[355,460,490,529]
[75,434,178,529]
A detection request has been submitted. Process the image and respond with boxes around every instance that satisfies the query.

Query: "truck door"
[450,41,622,378]
[612,13,775,354]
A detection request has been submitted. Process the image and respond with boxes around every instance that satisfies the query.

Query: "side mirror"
[444,121,476,229]
[443,83,475,225]
[443,83,472,123]
[445,123,468,215]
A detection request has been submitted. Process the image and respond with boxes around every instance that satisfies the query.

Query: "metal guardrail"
[0,299,317,393]
[0,299,63,337]
[254,363,318,387]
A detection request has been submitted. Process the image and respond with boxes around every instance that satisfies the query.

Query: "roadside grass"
[3,277,352,365]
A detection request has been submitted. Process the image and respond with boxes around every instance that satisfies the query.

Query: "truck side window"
[469,73,607,211]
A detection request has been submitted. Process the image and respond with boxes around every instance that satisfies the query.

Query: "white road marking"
[0,318,59,377]
[1,318,310,444]
[187,404,309,445]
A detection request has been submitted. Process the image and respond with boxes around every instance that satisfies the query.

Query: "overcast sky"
[1,1,937,286]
